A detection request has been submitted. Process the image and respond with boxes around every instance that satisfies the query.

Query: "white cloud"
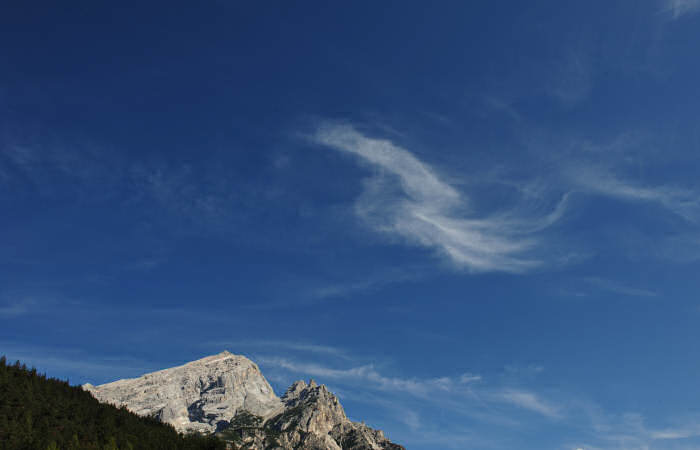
[650,424,700,440]
[459,373,482,383]
[313,124,568,273]
[496,389,562,419]
[562,399,700,449]
[664,0,700,18]
[400,410,421,430]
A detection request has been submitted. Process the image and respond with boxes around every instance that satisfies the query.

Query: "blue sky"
[2,1,700,448]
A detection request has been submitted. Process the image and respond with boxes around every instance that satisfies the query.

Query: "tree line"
[0,356,225,450]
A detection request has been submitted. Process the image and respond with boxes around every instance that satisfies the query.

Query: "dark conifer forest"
[0,356,225,450]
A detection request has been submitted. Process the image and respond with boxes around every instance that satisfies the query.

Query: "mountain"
[84,351,282,434]
[83,351,403,450]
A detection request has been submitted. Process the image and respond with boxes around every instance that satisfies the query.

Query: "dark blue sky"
[3,1,700,448]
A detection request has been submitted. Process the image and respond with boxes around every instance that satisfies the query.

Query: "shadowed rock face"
[84,351,403,449]
[83,351,283,433]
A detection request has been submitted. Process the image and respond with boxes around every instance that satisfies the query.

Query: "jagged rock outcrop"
[84,351,403,450]
[83,351,283,433]
[218,379,404,450]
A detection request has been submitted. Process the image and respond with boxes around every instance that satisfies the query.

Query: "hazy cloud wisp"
[665,0,700,18]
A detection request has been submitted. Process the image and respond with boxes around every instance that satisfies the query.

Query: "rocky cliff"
[83,351,403,450]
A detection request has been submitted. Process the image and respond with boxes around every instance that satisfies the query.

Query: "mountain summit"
[83,351,403,450]
[84,351,282,433]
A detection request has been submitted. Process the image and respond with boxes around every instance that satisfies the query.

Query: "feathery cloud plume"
[312,124,568,273]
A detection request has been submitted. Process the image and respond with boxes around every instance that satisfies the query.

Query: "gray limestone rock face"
[83,351,283,433]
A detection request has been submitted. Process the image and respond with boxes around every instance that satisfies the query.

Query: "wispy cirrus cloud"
[208,340,353,360]
[258,352,700,448]
[0,300,34,317]
[0,342,160,383]
[496,389,561,419]
[301,265,430,304]
[582,409,700,449]
[650,422,700,440]
[0,293,54,318]
[664,0,700,18]
[547,52,593,108]
[0,138,249,231]
[312,124,569,273]
[584,277,657,297]
[257,355,566,423]
[257,356,479,399]
[568,164,700,222]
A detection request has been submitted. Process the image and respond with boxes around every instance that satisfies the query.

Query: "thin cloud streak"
[209,340,353,360]
[589,410,700,448]
[258,356,565,422]
[257,356,474,398]
[584,277,657,297]
[496,389,562,419]
[650,423,700,440]
[259,353,700,446]
[0,299,36,317]
[313,124,568,273]
[304,266,429,303]
[568,165,700,222]
[0,342,159,384]
[0,294,52,318]
[547,52,593,107]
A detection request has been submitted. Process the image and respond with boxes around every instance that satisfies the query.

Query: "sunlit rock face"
[84,351,403,449]
[265,379,405,450]
[218,379,404,450]
[83,351,283,433]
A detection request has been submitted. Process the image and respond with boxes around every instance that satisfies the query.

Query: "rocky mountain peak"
[83,351,282,433]
[282,379,309,402]
[84,352,403,449]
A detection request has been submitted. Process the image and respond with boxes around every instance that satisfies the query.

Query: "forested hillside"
[0,356,225,450]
